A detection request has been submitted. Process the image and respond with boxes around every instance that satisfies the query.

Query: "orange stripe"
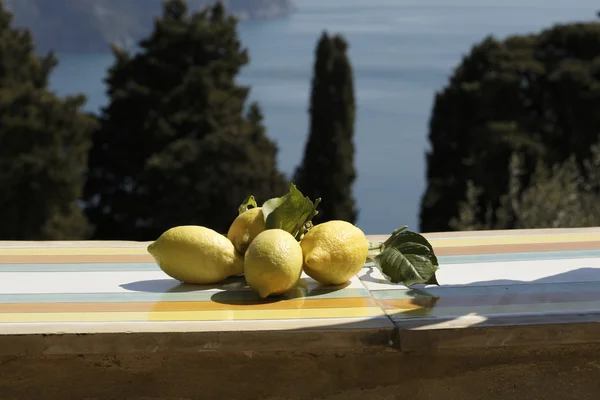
[0,297,377,313]
[422,227,600,239]
[0,255,154,264]
[434,241,600,256]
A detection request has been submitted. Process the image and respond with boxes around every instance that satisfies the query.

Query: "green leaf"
[383,230,439,266]
[262,184,316,238]
[238,195,258,215]
[373,228,440,286]
[374,248,439,286]
[424,274,439,285]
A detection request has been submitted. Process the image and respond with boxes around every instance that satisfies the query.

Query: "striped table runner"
[366,228,600,330]
[1,227,599,336]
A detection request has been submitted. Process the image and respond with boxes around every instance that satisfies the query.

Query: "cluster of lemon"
[147,206,368,298]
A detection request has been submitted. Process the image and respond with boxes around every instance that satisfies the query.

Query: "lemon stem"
[383,225,409,247]
[238,195,258,215]
[366,240,384,260]
[293,197,322,241]
[365,225,409,260]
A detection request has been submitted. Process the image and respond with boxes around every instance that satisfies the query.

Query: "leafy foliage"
[84,0,287,240]
[421,22,600,232]
[452,136,600,231]
[261,183,319,240]
[294,32,358,224]
[0,2,97,239]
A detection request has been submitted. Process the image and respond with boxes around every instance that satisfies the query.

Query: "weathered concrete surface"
[0,328,396,356]
[2,344,600,400]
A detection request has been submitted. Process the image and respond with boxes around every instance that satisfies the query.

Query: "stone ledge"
[0,327,395,356]
[3,343,600,400]
[1,228,600,357]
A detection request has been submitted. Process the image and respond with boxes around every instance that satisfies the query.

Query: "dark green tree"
[294,32,357,224]
[451,136,600,231]
[84,0,287,240]
[420,22,600,232]
[0,1,97,239]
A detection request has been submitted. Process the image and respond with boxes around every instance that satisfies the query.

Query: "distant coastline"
[5,0,296,53]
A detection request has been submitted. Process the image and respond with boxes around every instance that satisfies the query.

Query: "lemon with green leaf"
[234,183,440,288]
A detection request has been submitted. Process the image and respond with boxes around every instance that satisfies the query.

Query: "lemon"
[244,229,303,298]
[300,220,368,285]
[147,225,244,284]
[227,207,266,255]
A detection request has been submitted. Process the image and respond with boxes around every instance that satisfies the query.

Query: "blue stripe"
[438,249,600,264]
[1,250,598,273]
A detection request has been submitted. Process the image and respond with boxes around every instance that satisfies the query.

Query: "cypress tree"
[0,1,97,239]
[294,32,358,224]
[84,0,287,240]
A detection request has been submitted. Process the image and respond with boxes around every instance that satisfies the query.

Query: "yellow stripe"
[0,307,385,323]
[0,298,377,313]
[0,247,148,256]
[384,308,432,318]
[429,233,600,248]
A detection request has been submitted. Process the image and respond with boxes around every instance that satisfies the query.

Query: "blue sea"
[48,0,599,234]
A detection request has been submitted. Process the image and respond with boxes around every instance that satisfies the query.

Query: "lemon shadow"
[120,275,248,293]
[209,279,353,306]
[120,274,359,306]
[210,286,307,305]
[308,280,352,295]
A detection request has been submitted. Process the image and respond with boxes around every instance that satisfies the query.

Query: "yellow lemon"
[147,225,244,284]
[227,207,266,255]
[244,229,303,298]
[300,220,368,285]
